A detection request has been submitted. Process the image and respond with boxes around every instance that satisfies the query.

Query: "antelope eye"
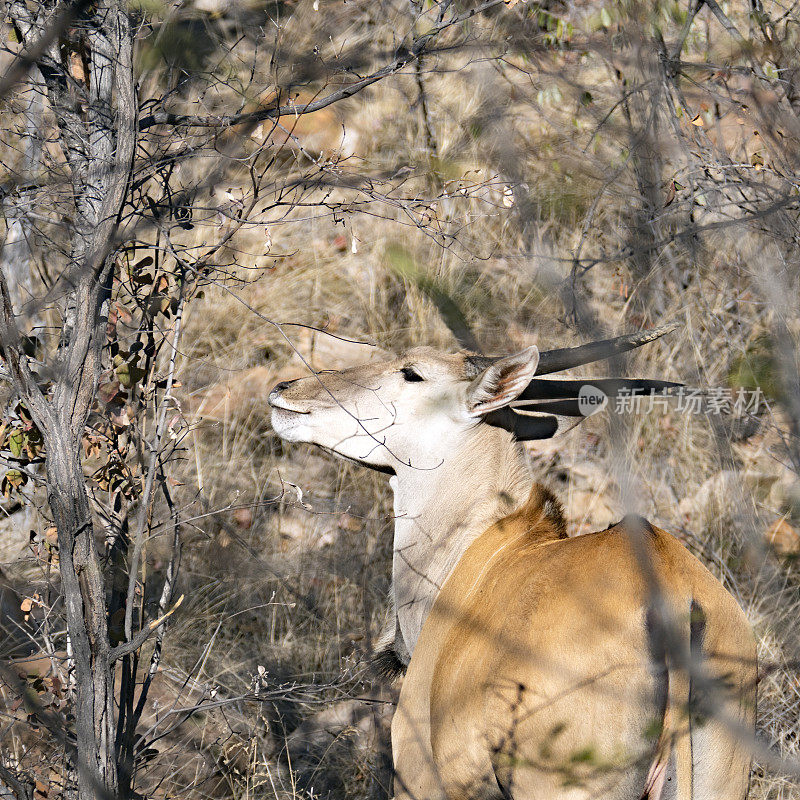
[401,366,424,382]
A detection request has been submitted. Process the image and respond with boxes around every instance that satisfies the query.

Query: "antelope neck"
[388,425,531,656]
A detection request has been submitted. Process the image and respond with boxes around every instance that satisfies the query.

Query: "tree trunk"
[47,433,117,799]
[1,1,136,797]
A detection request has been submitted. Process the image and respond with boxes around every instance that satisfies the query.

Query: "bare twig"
[109,594,184,662]
[123,290,185,643]
[138,0,505,131]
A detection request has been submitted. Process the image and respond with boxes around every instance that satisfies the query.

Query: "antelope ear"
[467,346,540,417]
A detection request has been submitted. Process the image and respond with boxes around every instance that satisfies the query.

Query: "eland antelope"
[268,329,757,800]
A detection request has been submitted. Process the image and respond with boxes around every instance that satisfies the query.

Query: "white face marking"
[268,348,477,472]
[268,346,540,474]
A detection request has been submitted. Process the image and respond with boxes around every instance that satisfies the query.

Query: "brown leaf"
[98,380,121,404]
[337,512,364,533]
[69,51,86,84]
[233,507,253,529]
[115,303,133,326]
[765,519,800,557]
[663,180,676,207]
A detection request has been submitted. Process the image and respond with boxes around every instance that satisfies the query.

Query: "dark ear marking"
[401,366,424,382]
[484,408,561,439]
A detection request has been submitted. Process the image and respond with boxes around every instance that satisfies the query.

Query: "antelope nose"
[268,380,294,406]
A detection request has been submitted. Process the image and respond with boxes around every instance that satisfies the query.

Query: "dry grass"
[159,6,800,794]
[1,0,799,797]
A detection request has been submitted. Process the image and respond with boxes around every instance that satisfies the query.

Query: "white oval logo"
[578,385,608,416]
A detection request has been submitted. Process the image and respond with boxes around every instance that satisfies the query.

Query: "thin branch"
[0,760,33,800]
[573,193,799,271]
[122,289,185,643]
[138,0,505,131]
[128,467,181,728]
[702,0,751,47]
[108,594,184,662]
[669,0,703,62]
[701,0,769,82]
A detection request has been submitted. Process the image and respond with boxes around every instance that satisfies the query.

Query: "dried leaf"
[663,180,676,207]
[98,380,121,404]
[109,405,133,428]
[69,51,86,84]
[147,296,171,317]
[233,507,253,529]
[765,518,800,556]
[3,469,28,497]
[337,512,364,532]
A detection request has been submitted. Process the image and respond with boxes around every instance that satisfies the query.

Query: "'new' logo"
[578,385,608,416]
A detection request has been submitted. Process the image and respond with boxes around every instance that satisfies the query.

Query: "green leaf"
[8,430,24,458]
[116,361,146,388]
[3,470,28,497]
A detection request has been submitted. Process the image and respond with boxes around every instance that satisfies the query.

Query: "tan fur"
[392,490,757,800]
[268,347,757,800]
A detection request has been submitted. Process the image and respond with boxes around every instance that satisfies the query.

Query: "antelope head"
[268,326,679,475]
[269,346,543,474]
